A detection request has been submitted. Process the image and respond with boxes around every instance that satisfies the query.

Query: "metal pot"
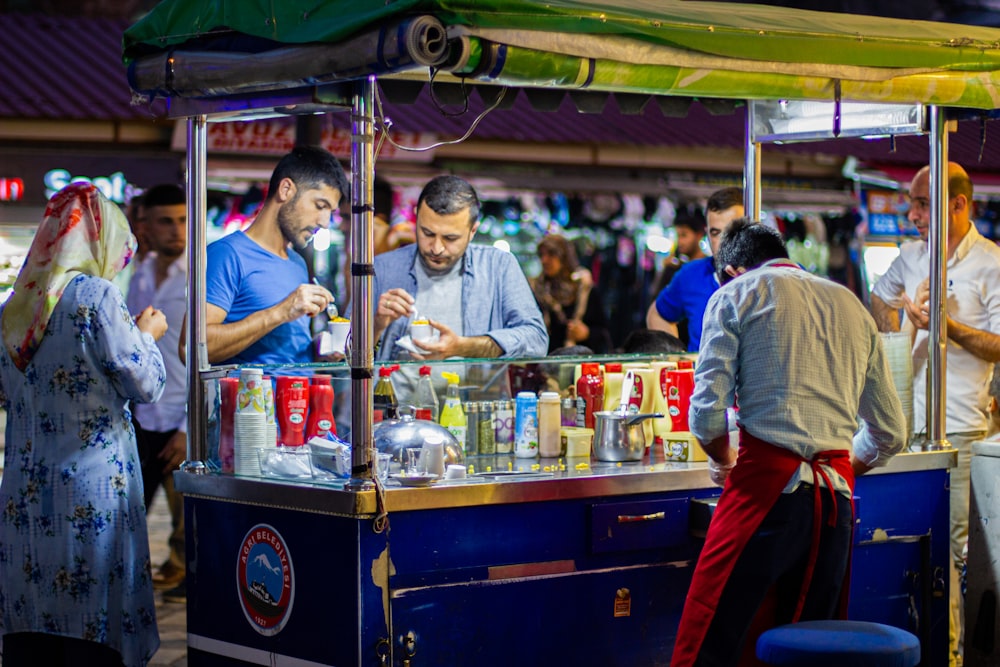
[373,414,464,465]
[592,411,662,462]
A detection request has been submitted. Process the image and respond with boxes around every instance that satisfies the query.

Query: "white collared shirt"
[127,252,188,433]
[872,226,1000,433]
[691,259,906,493]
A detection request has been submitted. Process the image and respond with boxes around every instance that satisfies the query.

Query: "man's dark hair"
[707,187,743,214]
[714,218,788,285]
[620,329,686,355]
[374,177,394,221]
[267,146,350,202]
[417,175,481,226]
[673,204,706,235]
[142,184,184,209]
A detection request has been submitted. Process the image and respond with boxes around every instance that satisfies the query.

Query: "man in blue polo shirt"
[206,146,348,365]
[646,187,743,351]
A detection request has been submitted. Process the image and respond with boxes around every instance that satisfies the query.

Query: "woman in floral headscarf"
[0,183,168,666]
[530,234,612,354]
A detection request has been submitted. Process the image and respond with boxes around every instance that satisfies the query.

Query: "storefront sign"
[43,169,137,204]
[0,178,24,202]
[172,120,436,162]
[865,189,913,236]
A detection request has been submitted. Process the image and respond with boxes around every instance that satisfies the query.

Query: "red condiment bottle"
[276,376,310,447]
[576,362,605,429]
[306,375,336,439]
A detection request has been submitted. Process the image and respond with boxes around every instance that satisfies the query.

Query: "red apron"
[670,429,856,667]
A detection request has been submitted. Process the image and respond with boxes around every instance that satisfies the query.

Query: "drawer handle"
[617,511,666,523]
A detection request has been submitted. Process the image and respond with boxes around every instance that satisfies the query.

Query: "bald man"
[870,162,1000,666]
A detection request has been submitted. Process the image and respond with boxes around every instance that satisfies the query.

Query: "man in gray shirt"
[372,175,548,361]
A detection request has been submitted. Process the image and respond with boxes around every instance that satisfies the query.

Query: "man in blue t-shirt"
[206,146,349,365]
[646,187,743,351]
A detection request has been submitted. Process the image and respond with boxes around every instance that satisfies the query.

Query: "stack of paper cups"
[235,368,268,476]
[880,332,914,444]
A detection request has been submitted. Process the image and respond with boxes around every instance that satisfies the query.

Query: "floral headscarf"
[2,183,137,371]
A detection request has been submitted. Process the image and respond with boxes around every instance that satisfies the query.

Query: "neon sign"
[0,178,24,202]
[43,169,138,204]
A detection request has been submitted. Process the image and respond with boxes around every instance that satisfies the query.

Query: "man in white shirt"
[870,162,1000,666]
[126,184,188,602]
[672,219,905,667]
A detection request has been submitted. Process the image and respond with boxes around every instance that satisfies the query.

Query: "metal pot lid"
[373,415,462,461]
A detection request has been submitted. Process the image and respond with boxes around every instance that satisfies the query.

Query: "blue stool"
[756,620,921,667]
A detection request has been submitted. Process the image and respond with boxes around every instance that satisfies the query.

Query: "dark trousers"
[696,484,854,667]
[134,420,185,571]
[2,632,124,666]
[135,423,177,508]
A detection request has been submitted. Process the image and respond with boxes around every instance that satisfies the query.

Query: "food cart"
[121,1,1000,664]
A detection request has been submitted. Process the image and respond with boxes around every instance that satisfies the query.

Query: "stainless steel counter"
[174,449,953,516]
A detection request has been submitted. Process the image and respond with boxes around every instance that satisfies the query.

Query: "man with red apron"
[671,219,907,667]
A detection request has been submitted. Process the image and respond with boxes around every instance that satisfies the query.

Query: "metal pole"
[926,106,950,450]
[348,76,376,487]
[183,115,209,471]
[744,101,761,219]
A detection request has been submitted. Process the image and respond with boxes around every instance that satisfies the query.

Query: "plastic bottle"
[515,391,539,458]
[538,391,562,458]
[275,375,309,447]
[414,365,440,421]
[603,362,624,412]
[306,375,336,439]
[373,365,399,421]
[576,362,605,429]
[439,372,467,451]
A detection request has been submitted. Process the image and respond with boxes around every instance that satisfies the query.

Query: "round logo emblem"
[236,524,295,636]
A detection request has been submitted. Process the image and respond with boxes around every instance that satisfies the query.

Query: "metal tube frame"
[926,106,950,450]
[743,101,761,220]
[348,76,376,487]
[183,116,209,472]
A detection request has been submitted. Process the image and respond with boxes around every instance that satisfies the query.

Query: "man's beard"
[277,200,310,250]
[157,245,184,259]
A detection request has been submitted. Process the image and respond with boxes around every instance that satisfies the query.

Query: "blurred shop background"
[4,0,1000,366]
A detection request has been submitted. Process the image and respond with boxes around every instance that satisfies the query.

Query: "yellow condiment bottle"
[439,371,468,454]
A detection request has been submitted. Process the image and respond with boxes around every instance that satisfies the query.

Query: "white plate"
[391,473,438,487]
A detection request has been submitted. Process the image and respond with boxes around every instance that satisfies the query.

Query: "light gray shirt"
[690,259,906,493]
[126,252,188,433]
[371,243,548,362]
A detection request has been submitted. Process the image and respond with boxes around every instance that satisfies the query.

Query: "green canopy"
[123,0,1000,108]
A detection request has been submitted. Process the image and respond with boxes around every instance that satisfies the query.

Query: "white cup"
[410,320,436,343]
[320,320,350,356]
[422,438,446,477]
[445,464,467,480]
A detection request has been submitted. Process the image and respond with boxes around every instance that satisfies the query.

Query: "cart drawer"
[590,498,689,553]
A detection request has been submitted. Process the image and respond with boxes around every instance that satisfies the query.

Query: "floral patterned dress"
[0,275,166,666]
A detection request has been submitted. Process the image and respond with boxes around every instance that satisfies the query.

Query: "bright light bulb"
[312,228,331,252]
